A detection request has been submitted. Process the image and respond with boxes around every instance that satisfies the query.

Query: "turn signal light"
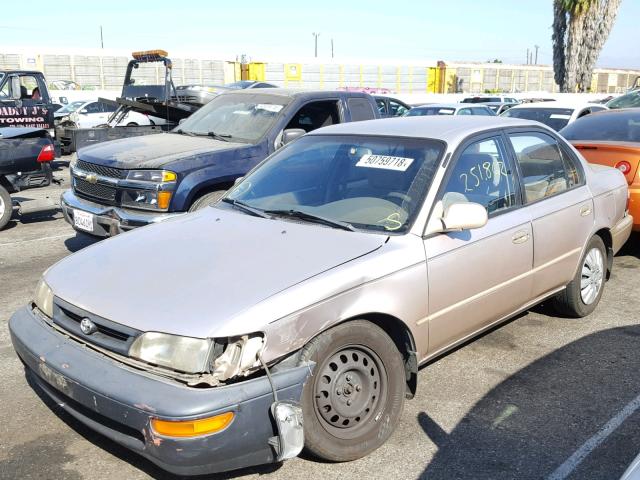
[157,191,172,209]
[37,144,55,163]
[151,412,234,437]
[615,160,632,175]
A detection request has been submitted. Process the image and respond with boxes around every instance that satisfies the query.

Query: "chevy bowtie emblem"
[80,318,98,335]
[86,173,98,184]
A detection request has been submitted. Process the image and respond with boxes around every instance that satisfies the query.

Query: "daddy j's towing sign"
[0,106,52,129]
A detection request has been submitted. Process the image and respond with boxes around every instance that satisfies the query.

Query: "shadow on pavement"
[64,233,101,253]
[419,325,640,480]
[618,232,640,259]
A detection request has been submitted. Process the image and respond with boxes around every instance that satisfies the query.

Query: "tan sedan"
[10,116,632,475]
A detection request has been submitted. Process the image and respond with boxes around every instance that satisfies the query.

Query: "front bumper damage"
[60,189,180,237]
[9,306,312,476]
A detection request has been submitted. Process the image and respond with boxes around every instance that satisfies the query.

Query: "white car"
[461,95,520,104]
[63,100,165,128]
[405,103,496,117]
[501,102,608,131]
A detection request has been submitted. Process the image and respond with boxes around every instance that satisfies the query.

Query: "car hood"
[77,133,248,169]
[45,207,387,338]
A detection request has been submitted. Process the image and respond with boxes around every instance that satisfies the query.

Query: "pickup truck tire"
[188,190,226,212]
[298,320,405,462]
[0,185,12,230]
[552,235,606,317]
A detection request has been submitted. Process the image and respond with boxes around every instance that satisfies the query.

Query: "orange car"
[561,108,640,230]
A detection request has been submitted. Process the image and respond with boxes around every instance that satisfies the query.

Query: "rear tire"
[126,122,138,127]
[0,185,12,230]
[552,235,606,317]
[188,190,226,212]
[298,320,405,462]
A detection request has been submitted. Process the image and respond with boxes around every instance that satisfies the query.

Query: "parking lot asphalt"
[1,162,639,480]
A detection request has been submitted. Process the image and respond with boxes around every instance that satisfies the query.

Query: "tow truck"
[56,50,202,154]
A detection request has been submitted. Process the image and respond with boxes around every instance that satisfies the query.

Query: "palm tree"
[552,0,622,92]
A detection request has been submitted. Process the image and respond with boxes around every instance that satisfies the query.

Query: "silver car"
[10,116,633,475]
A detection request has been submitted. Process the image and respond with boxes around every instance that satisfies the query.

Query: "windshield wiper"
[174,129,195,136]
[264,209,355,231]
[221,198,271,218]
[207,131,232,142]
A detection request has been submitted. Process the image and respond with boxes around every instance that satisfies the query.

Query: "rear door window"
[348,98,376,121]
[508,132,580,203]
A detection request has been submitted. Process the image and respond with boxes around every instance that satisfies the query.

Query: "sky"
[0,0,638,68]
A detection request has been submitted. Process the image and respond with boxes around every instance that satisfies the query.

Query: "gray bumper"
[60,189,180,237]
[9,306,312,476]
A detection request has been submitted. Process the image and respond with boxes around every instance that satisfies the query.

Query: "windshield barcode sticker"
[356,154,414,171]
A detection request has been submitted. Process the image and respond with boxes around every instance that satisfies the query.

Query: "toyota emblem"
[80,318,98,335]
[86,173,98,184]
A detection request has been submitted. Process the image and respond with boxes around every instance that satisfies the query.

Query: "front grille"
[52,298,141,356]
[76,159,127,179]
[74,177,117,203]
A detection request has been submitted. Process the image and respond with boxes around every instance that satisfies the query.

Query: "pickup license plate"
[73,210,94,232]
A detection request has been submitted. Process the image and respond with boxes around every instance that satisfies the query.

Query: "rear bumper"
[60,189,180,237]
[629,185,640,231]
[9,306,312,476]
[612,212,634,254]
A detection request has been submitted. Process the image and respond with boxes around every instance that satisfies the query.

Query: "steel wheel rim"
[313,345,387,440]
[581,247,604,305]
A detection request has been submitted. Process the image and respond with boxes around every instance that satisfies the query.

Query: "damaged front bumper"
[9,306,312,476]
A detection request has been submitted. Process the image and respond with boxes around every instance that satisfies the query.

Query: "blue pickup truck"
[60,89,380,236]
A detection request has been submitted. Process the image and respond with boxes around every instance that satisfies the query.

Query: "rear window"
[407,107,455,116]
[462,97,501,103]
[607,91,640,109]
[348,98,376,121]
[502,107,574,131]
[560,111,640,142]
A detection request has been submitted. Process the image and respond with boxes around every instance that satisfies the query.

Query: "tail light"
[614,160,632,175]
[37,144,55,163]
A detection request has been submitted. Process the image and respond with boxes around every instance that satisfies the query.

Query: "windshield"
[560,111,640,142]
[225,81,253,89]
[226,134,445,234]
[607,91,640,109]
[175,93,289,143]
[57,100,87,114]
[502,107,574,130]
[462,97,501,103]
[406,107,456,116]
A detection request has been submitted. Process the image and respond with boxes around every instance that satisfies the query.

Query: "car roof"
[413,103,490,109]
[509,102,603,110]
[310,116,543,144]
[219,88,369,99]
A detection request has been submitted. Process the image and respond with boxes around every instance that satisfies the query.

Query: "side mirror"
[10,76,21,100]
[441,202,487,231]
[234,176,244,185]
[281,128,306,146]
[425,202,488,235]
[80,109,88,114]
[178,118,186,125]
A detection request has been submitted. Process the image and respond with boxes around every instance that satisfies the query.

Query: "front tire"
[552,235,607,317]
[0,185,12,230]
[298,320,405,462]
[188,190,226,212]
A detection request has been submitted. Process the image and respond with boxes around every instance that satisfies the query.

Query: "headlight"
[129,332,213,374]
[34,278,54,317]
[120,189,172,210]
[127,170,177,182]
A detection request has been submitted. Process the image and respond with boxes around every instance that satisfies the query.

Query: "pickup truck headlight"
[34,278,54,317]
[126,170,177,182]
[120,189,172,210]
[129,332,213,374]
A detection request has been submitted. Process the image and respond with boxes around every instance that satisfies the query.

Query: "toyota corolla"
[9,116,632,475]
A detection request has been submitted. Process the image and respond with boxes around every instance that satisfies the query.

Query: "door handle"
[580,205,592,217]
[512,231,530,244]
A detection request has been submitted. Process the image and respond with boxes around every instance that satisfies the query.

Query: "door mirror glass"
[10,76,21,100]
[281,128,306,146]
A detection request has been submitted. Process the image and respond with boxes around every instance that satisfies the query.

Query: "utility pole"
[312,32,320,58]
[100,25,104,49]
[534,44,539,64]
[526,48,529,64]
[331,38,334,59]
